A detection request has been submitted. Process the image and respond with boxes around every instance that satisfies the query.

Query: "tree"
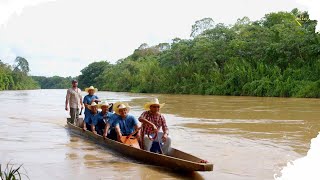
[190,17,215,38]
[78,61,110,89]
[13,56,30,74]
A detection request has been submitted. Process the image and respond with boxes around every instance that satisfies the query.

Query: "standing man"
[65,79,84,124]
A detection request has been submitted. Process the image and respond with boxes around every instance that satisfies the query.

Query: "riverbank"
[76,9,319,98]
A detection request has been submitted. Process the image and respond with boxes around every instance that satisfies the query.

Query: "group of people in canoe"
[65,80,171,154]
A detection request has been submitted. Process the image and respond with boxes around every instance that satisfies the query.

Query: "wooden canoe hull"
[67,119,213,171]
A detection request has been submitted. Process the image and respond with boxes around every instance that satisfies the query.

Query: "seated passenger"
[139,98,171,154]
[113,102,140,142]
[83,102,98,133]
[102,105,118,141]
[93,101,113,136]
[83,86,101,123]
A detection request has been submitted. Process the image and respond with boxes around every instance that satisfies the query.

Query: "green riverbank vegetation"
[78,9,320,98]
[0,57,39,90]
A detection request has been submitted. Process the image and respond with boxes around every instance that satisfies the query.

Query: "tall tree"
[13,56,30,74]
[190,17,215,38]
[78,61,110,89]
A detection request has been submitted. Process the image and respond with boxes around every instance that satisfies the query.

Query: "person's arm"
[134,124,141,139]
[161,115,169,142]
[91,116,98,134]
[83,96,89,109]
[82,121,87,131]
[103,122,110,139]
[132,116,141,139]
[139,117,157,131]
[65,90,70,111]
[90,95,101,103]
[115,125,122,142]
[91,124,97,135]
[138,112,156,130]
[79,90,84,109]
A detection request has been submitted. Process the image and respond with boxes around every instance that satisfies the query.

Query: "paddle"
[79,107,83,115]
[120,127,141,149]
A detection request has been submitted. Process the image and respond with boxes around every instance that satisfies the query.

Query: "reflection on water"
[0,89,318,179]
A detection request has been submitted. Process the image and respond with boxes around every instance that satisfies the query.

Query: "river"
[0,89,318,180]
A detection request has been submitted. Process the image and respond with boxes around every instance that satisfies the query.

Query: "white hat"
[85,86,98,93]
[113,102,131,115]
[98,101,110,109]
[88,102,98,110]
[144,98,165,110]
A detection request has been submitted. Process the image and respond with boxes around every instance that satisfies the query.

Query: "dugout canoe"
[67,119,213,171]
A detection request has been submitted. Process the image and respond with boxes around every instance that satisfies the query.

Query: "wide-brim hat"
[144,98,165,110]
[98,101,111,109]
[113,102,131,115]
[85,86,98,93]
[88,102,98,110]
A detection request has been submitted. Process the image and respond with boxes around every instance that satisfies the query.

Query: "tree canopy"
[0,57,39,90]
[77,9,320,98]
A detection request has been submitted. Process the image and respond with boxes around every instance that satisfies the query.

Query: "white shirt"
[66,87,82,108]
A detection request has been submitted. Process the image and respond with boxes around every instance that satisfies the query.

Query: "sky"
[0,0,318,77]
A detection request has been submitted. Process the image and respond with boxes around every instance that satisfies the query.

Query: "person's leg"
[69,108,76,124]
[157,132,171,154]
[75,108,79,119]
[86,123,92,131]
[107,129,117,141]
[97,122,106,136]
[143,135,153,151]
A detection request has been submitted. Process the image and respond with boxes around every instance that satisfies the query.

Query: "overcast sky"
[0,0,318,77]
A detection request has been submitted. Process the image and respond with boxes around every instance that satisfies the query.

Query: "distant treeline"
[78,8,320,98]
[0,57,39,90]
[32,76,72,89]
[0,57,72,90]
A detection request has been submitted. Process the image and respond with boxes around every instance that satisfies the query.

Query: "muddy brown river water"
[0,89,318,180]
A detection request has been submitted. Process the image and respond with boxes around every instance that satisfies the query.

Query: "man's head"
[144,98,165,114]
[88,102,98,113]
[85,86,98,95]
[150,104,160,114]
[71,80,78,88]
[99,101,110,113]
[114,102,131,118]
[118,106,128,118]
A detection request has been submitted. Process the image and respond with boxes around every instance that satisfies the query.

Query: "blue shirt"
[83,94,99,115]
[113,114,138,135]
[108,113,119,127]
[84,111,99,124]
[93,111,113,126]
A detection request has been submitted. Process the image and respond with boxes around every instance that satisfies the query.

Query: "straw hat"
[144,98,165,110]
[98,101,111,109]
[88,102,98,110]
[113,102,131,115]
[85,86,98,93]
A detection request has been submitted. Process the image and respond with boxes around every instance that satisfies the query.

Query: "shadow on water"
[145,165,206,180]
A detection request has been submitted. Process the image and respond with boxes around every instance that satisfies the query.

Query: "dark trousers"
[95,121,106,136]
[85,122,92,131]
[107,128,117,141]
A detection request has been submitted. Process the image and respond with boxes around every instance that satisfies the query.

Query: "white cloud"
[0,0,56,26]
[0,0,308,77]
